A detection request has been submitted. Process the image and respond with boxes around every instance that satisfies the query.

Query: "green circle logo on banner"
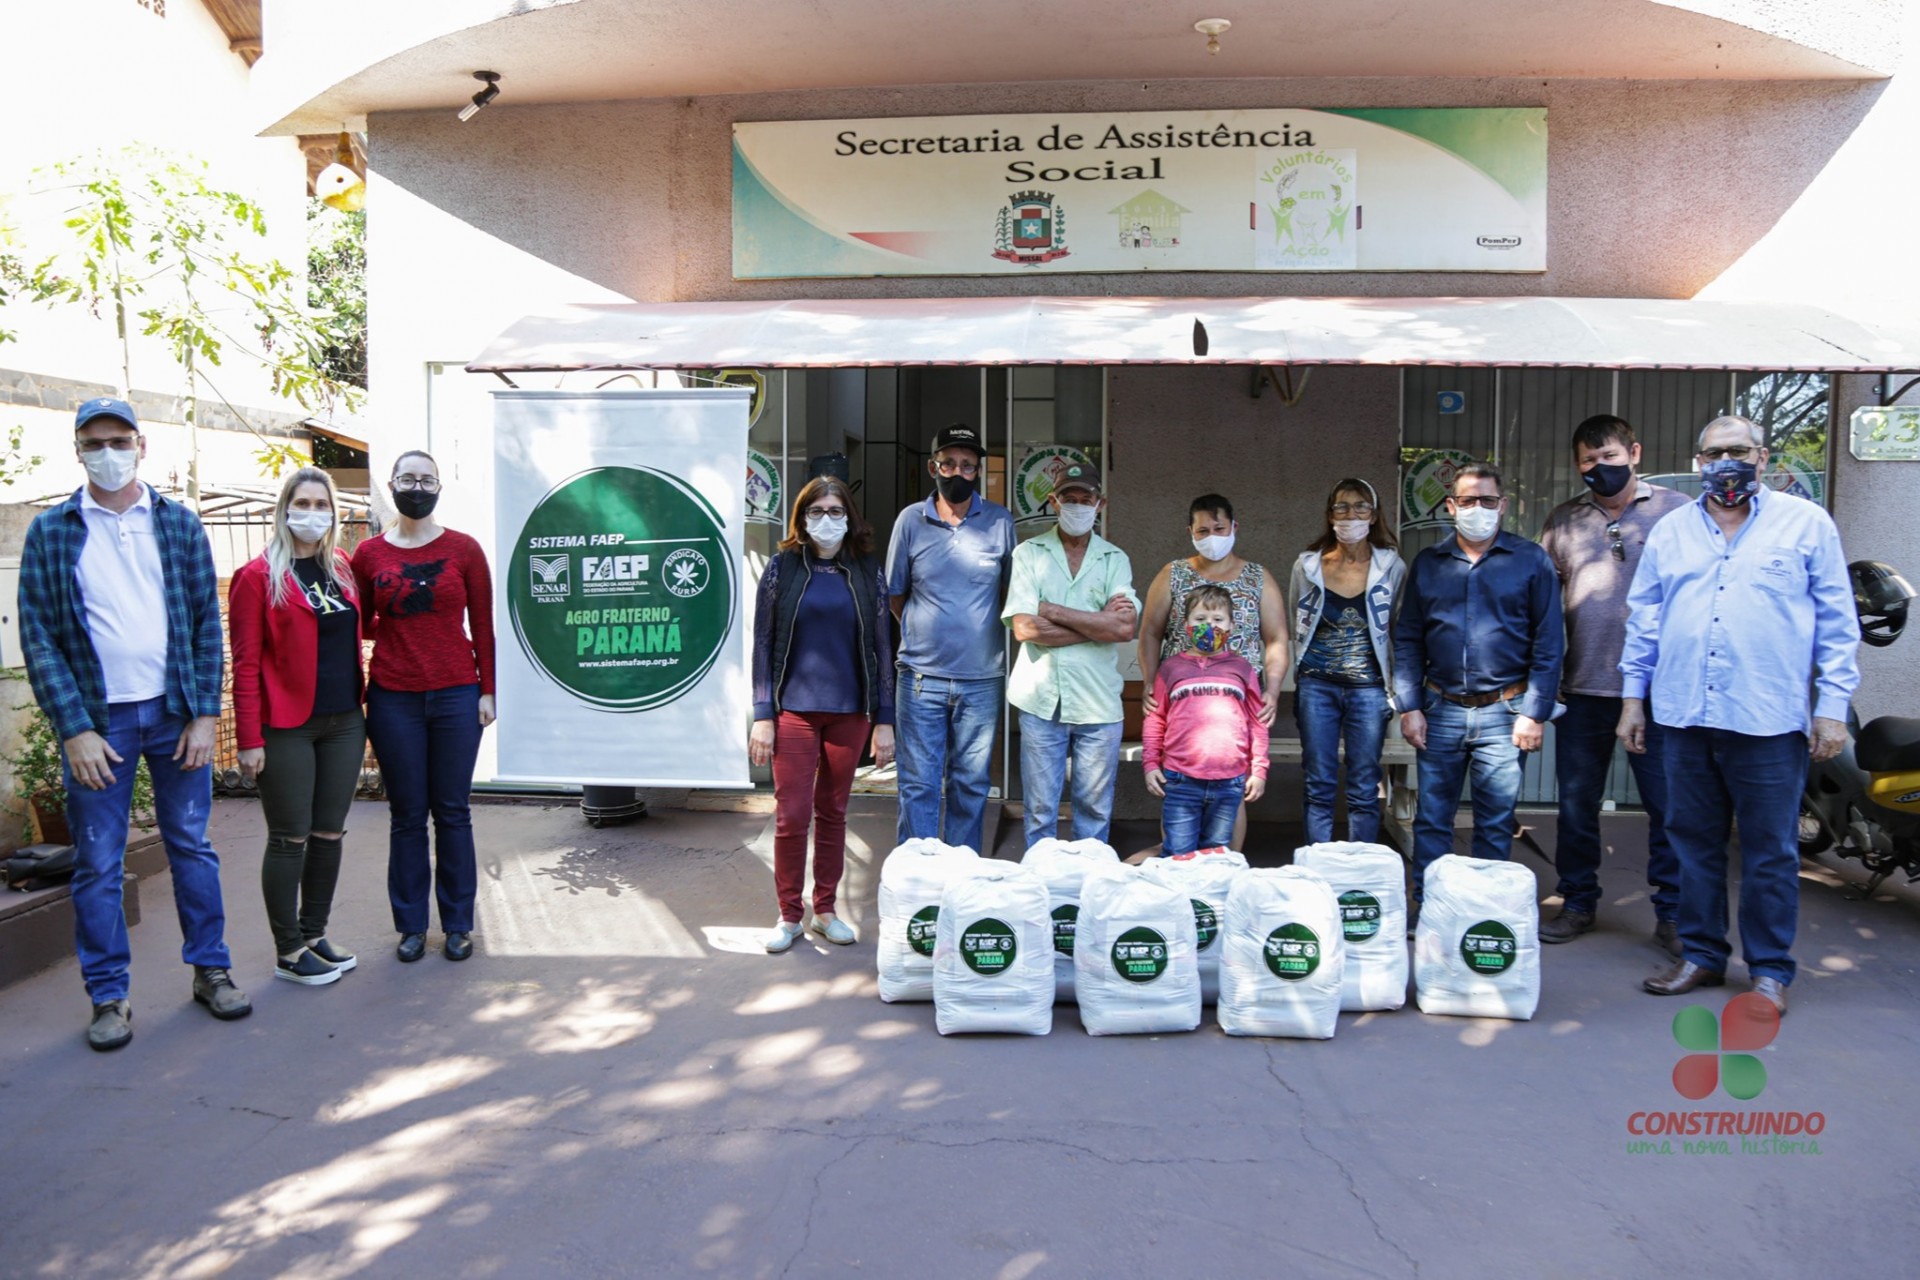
[1051,903,1079,956]
[1191,898,1220,952]
[907,906,939,957]
[507,466,735,713]
[1264,923,1322,980]
[1460,919,1519,974]
[961,918,1017,975]
[1111,925,1169,984]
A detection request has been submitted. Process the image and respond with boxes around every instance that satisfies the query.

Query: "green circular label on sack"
[961,918,1017,974]
[1264,923,1322,980]
[1339,891,1383,942]
[1051,903,1079,956]
[507,465,735,712]
[907,906,939,957]
[1460,920,1518,974]
[1112,926,1169,984]
[1191,899,1220,951]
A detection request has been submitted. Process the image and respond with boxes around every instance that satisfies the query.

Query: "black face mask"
[935,473,976,505]
[1581,461,1634,499]
[393,488,440,519]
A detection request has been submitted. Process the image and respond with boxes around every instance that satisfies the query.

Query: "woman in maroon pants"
[748,476,895,953]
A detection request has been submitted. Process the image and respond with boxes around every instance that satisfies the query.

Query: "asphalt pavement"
[2,795,1917,1279]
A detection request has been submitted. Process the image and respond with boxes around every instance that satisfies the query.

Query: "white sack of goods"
[1216,867,1346,1039]
[1019,837,1122,1003]
[877,839,982,1003]
[1074,866,1202,1036]
[932,864,1055,1036]
[1292,842,1408,1012]
[1140,850,1249,1004]
[1414,854,1541,1020]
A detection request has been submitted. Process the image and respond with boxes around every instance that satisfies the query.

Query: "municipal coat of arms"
[993,190,1072,265]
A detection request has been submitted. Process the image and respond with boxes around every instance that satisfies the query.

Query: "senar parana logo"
[508,466,734,713]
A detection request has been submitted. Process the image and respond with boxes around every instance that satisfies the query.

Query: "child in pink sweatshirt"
[1143,585,1270,855]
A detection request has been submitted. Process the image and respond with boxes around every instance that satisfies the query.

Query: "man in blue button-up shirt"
[1393,462,1564,907]
[1620,415,1859,1015]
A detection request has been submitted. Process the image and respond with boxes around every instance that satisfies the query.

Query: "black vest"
[767,549,883,717]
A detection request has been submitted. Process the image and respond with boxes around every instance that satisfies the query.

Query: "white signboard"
[733,107,1546,278]
[493,389,751,787]
[1850,405,1920,461]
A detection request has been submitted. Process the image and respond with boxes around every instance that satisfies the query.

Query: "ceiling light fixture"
[1194,18,1230,56]
[458,71,502,122]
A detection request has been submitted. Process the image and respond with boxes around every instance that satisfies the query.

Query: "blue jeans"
[894,670,1003,854]
[1160,771,1246,855]
[1017,710,1122,847]
[1412,693,1525,897]
[63,697,231,1002]
[1663,726,1805,984]
[1295,676,1391,845]
[1553,693,1679,919]
[366,683,484,934]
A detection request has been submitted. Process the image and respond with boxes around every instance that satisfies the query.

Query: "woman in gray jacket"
[1287,478,1407,844]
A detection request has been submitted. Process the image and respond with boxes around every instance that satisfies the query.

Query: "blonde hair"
[265,467,354,609]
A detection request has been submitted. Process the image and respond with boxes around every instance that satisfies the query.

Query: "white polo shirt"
[77,484,169,703]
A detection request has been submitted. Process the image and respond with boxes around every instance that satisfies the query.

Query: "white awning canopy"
[467,295,1920,374]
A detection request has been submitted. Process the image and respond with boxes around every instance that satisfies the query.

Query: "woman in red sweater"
[352,449,496,963]
[230,467,366,986]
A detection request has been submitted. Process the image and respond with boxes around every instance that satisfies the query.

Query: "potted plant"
[9,703,153,845]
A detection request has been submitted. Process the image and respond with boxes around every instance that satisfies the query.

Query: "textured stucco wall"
[1831,375,1920,724]
[369,75,1881,311]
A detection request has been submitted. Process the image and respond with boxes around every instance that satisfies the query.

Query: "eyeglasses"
[1606,521,1624,561]
[1450,495,1503,510]
[393,474,442,492]
[1698,446,1757,462]
[805,505,847,519]
[1330,502,1374,518]
[933,459,981,478]
[77,437,139,454]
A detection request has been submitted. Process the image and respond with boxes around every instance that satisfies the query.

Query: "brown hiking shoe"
[192,967,253,1020]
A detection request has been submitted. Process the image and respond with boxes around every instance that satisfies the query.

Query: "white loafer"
[764,920,805,953]
[810,914,856,945]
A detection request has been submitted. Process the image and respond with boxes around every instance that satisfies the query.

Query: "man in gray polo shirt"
[1537,414,1690,951]
[887,424,1016,854]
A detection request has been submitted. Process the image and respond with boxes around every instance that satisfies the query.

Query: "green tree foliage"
[307,200,366,388]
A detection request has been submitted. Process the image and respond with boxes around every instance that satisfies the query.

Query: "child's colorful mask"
[1187,621,1229,655]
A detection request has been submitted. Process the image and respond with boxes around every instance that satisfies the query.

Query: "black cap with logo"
[931,423,986,458]
[1054,463,1101,497]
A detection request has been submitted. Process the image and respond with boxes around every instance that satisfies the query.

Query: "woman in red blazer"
[230,467,366,987]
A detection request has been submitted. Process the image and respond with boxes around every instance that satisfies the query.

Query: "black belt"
[1426,679,1527,709]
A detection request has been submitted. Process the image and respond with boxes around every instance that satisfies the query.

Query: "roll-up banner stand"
[493,388,751,787]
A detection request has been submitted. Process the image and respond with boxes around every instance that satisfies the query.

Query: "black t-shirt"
[295,558,361,715]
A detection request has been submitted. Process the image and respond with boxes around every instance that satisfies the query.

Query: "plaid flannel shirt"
[18,486,225,741]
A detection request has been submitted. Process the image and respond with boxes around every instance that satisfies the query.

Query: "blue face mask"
[1700,457,1760,507]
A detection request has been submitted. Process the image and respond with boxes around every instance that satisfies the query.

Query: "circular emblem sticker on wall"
[711,369,767,427]
[1401,448,1479,531]
[745,448,782,524]
[507,466,736,713]
[1012,444,1096,524]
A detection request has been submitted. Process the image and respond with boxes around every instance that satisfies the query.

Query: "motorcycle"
[1800,560,1920,898]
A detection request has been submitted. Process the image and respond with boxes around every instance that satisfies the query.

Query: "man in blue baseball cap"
[17,397,250,1051]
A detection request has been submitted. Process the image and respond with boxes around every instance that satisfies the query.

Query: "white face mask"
[287,511,334,544]
[1453,504,1502,542]
[805,513,847,554]
[1332,519,1371,545]
[81,445,138,492]
[1192,531,1236,562]
[1055,500,1099,537]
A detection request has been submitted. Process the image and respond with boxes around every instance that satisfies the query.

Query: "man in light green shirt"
[1002,464,1139,847]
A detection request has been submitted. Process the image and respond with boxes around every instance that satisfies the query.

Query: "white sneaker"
[810,914,856,945]
[764,920,805,953]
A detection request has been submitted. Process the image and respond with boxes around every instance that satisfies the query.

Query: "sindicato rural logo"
[508,466,735,712]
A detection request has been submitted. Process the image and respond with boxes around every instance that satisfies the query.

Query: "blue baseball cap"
[75,397,139,432]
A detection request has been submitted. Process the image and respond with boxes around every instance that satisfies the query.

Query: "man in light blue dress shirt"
[1618,415,1859,1015]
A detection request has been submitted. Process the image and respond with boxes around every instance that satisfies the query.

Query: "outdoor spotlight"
[458,71,502,122]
